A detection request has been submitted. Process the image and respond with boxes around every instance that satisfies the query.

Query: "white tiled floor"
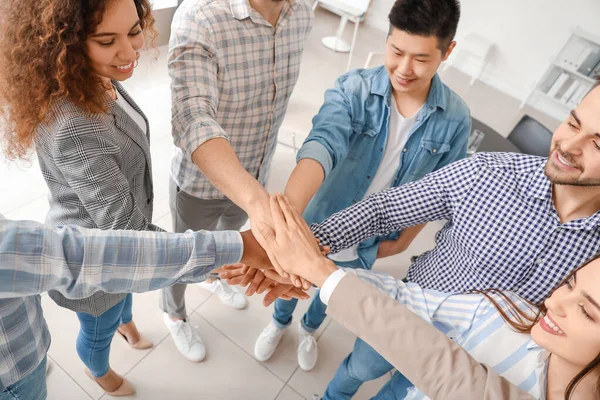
[1,9,456,400]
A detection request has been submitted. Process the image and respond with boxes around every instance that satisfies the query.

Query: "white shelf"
[536,90,569,108]
[523,27,599,120]
[551,61,596,84]
[574,26,600,46]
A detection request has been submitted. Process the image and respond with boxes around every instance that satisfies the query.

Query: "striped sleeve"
[345,268,489,335]
[0,216,243,299]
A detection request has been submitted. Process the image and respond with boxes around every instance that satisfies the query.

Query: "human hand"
[263,284,308,307]
[257,194,338,287]
[213,264,310,305]
[240,231,273,269]
[248,196,311,289]
[215,264,269,293]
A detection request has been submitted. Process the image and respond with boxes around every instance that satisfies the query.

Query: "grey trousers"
[158,179,248,319]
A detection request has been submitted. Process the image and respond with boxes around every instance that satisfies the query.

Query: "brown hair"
[475,253,600,399]
[0,0,157,160]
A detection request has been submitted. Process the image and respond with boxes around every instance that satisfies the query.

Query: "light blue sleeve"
[297,74,356,178]
[344,268,487,335]
[0,217,242,299]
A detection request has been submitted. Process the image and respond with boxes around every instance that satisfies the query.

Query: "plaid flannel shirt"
[169,0,313,199]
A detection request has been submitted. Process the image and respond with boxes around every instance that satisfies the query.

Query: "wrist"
[310,259,338,288]
[246,189,270,217]
[239,230,254,265]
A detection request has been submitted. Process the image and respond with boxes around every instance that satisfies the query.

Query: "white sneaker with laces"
[199,279,248,310]
[254,321,286,361]
[163,313,206,362]
[297,323,318,371]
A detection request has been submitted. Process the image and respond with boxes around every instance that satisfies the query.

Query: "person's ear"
[442,41,457,62]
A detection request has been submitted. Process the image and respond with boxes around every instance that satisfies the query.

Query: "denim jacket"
[298,66,471,268]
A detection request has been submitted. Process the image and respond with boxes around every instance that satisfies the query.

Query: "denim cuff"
[297,141,333,178]
[300,320,318,334]
[272,317,292,331]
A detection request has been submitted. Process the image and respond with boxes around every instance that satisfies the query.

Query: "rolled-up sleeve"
[169,8,228,160]
[297,74,355,178]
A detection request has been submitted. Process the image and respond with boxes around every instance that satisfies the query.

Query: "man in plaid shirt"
[309,78,600,399]
[161,0,313,362]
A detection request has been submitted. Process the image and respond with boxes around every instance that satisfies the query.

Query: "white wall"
[364,0,600,100]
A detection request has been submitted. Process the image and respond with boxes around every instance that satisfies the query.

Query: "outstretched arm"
[0,217,246,299]
[327,274,533,400]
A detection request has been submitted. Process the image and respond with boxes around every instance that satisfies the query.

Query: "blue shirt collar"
[371,68,447,112]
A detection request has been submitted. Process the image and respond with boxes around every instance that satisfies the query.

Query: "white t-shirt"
[115,91,147,134]
[329,97,421,262]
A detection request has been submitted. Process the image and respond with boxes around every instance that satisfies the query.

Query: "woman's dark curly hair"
[0,0,157,160]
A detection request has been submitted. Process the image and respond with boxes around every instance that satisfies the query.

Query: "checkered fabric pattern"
[312,152,600,304]
[169,0,313,199]
[0,214,242,392]
[35,82,163,316]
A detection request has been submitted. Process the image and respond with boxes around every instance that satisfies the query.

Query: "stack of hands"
[213,194,338,306]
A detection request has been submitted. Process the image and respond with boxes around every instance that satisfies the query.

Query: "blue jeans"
[76,294,133,378]
[0,356,47,400]
[272,259,364,332]
[372,371,414,400]
[323,338,412,400]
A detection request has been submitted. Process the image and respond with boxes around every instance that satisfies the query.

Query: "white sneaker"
[311,396,321,400]
[199,279,248,310]
[163,313,206,362]
[254,321,286,361]
[297,323,318,371]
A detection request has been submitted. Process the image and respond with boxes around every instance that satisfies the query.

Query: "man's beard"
[544,149,600,187]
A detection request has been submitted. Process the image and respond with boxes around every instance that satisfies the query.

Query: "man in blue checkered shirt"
[311,78,600,399]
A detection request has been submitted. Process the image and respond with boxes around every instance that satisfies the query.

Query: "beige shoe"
[85,369,135,397]
[117,329,153,350]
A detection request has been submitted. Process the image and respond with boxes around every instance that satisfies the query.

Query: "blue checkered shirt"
[169,0,313,199]
[312,152,600,304]
[0,214,242,391]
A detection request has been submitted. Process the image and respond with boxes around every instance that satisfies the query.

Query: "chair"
[507,115,553,157]
[313,0,371,71]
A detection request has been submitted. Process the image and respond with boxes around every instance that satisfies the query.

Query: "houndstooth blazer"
[35,82,164,316]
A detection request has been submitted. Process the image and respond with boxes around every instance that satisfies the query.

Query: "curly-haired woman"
[0,0,159,396]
